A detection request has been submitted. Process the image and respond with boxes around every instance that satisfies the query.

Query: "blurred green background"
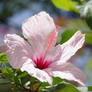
[0,0,92,91]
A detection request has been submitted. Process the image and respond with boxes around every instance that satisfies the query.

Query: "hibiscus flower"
[4,11,87,86]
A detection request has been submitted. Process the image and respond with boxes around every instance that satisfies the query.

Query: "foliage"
[52,0,78,12]
[0,53,8,63]
[52,0,92,30]
[57,29,92,46]
[88,86,92,91]
[52,77,64,85]
[59,30,76,44]
[85,32,92,46]
[80,1,92,30]
[0,30,91,91]
[0,28,92,91]
[0,0,92,91]
[42,82,80,92]
[0,53,82,92]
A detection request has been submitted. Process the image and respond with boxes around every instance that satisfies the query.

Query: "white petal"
[21,60,53,85]
[4,34,32,68]
[44,45,62,62]
[22,11,56,43]
[78,87,88,92]
[22,11,57,59]
[58,31,85,63]
[50,62,87,86]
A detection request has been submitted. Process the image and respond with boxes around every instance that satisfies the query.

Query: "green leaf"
[16,71,30,85]
[59,30,92,46]
[88,86,92,91]
[85,32,92,46]
[43,82,80,92]
[39,82,50,92]
[59,30,76,44]
[1,67,23,91]
[17,71,28,79]
[53,77,64,85]
[0,79,11,92]
[52,0,78,12]
[0,79,10,84]
[1,66,15,81]
[72,0,85,5]
[1,66,14,74]
[80,1,92,30]
[65,19,91,32]
[0,83,12,92]
[0,53,8,63]
[13,77,22,92]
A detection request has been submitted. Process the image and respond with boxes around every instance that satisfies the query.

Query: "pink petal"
[21,60,53,85]
[4,34,33,68]
[22,11,56,43]
[50,62,87,86]
[44,45,62,62]
[22,12,57,59]
[58,31,85,64]
[56,25,61,31]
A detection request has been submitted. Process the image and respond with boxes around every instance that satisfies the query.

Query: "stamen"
[33,32,57,70]
[43,32,57,61]
[33,57,50,69]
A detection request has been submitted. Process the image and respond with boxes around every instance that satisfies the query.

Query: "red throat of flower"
[33,31,57,70]
[33,57,51,69]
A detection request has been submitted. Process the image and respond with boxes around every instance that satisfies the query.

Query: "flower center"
[33,57,51,70]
